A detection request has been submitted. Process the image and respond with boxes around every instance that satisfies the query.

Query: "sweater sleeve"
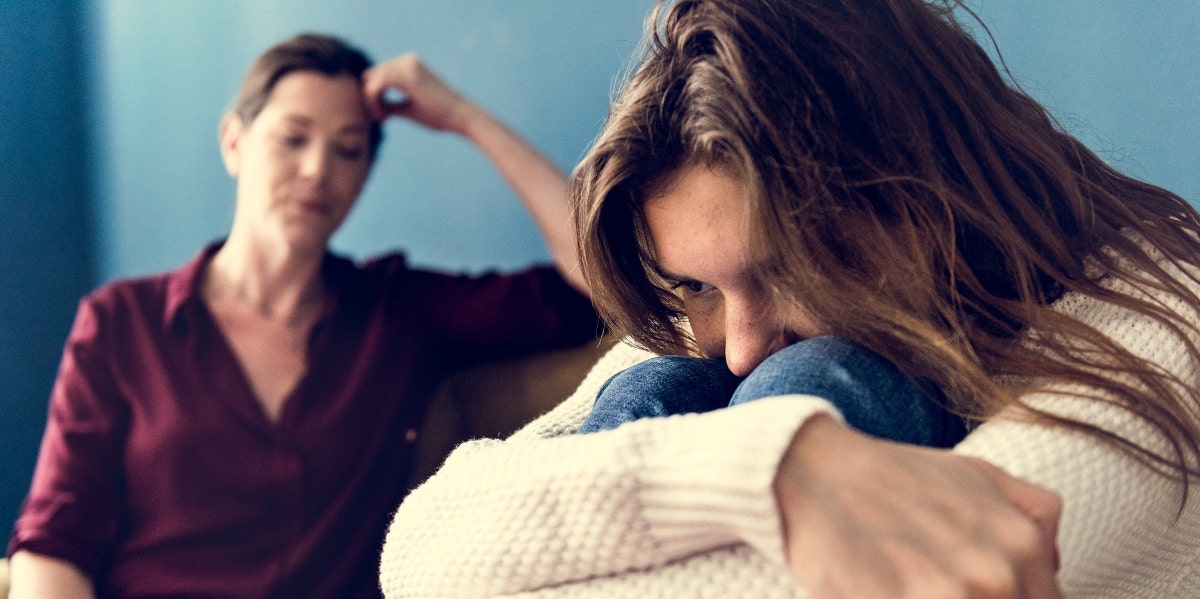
[381,256,1200,598]
[953,278,1200,597]
[378,342,840,598]
[954,405,1200,597]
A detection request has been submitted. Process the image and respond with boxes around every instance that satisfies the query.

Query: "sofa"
[0,335,616,597]
[405,335,616,488]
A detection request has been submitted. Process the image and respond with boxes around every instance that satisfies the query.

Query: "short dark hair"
[231,32,382,159]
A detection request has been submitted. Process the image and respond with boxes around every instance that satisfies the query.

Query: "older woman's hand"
[361,53,476,134]
[775,415,1063,598]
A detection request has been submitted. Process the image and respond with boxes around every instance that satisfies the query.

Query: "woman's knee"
[599,356,734,396]
[731,336,869,403]
[581,355,740,434]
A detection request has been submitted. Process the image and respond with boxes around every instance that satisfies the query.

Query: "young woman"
[379,1,1200,597]
[7,34,598,598]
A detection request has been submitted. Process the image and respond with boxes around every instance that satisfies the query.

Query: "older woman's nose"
[299,147,331,181]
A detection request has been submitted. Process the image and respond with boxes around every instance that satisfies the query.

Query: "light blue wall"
[86,1,1200,283]
[87,1,654,281]
[3,0,1198,535]
[968,1,1200,209]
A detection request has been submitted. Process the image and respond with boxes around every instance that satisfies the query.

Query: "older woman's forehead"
[258,72,371,127]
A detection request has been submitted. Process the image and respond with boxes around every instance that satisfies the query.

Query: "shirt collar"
[163,240,363,332]
[164,241,223,330]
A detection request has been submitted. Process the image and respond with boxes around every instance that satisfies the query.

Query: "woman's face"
[220,71,373,252]
[644,165,826,377]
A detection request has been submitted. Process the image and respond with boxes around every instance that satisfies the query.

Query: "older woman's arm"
[362,54,587,295]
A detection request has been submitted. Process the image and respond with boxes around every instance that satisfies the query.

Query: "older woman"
[8,33,597,598]
[379,1,1200,597]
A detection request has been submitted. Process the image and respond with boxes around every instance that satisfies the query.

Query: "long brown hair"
[574,0,1200,486]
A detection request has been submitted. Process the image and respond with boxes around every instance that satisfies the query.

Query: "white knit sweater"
[379,260,1200,598]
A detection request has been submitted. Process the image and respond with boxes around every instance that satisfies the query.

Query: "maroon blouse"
[8,244,599,598]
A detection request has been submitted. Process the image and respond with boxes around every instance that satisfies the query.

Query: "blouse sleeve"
[395,263,601,367]
[378,341,841,598]
[6,295,128,579]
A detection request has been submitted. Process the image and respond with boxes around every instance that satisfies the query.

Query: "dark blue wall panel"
[0,0,96,528]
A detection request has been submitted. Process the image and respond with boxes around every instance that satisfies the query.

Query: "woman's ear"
[218,112,243,177]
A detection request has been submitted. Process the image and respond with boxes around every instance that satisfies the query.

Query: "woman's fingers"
[361,53,468,131]
[972,457,1063,598]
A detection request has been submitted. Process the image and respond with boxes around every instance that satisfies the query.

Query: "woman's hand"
[361,53,476,133]
[774,415,1063,598]
[8,551,96,599]
[361,54,588,294]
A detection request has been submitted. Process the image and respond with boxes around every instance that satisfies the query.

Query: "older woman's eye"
[280,134,306,148]
[335,145,366,160]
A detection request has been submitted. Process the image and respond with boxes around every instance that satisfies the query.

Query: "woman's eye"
[673,280,713,295]
[280,135,306,148]
[335,146,366,160]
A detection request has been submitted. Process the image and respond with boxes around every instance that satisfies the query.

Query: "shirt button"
[404,428,418,443]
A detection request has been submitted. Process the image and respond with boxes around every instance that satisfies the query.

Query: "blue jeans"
[578,336,967,447]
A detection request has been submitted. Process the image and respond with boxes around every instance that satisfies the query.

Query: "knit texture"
[380,259,1200,598]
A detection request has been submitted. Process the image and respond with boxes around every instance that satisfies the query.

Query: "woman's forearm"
[379,396,832,597]
[956,392,1196,596]
[361,54,587,295]
[773,414,1063,598]
[456,104,586,295]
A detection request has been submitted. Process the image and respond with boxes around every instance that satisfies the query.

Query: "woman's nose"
[299,147,330,180]
[722,299,785,377]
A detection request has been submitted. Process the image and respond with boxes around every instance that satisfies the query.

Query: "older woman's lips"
[297,200,332,216]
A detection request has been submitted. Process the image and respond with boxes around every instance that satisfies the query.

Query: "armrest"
[406,336,617,488]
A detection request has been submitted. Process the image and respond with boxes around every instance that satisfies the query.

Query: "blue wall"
[1,0,96,532]
[970,1,1200,208]
[3,0,1198,533]
[87,1,653,281]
